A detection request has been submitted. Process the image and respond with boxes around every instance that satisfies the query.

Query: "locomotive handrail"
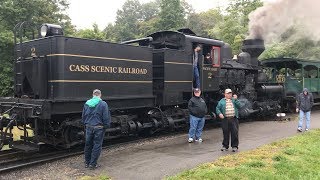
[121,37,153,45]
[13,21,39,61]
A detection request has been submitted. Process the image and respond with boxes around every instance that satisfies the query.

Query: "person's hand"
[219,114,224,119]
[233,94,238,99]
[296,108,299,113]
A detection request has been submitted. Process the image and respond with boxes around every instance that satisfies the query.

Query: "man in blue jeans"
[296,88,314,132]
[193,45,202,88]
[82,89,111,169]
[188,88,207,143]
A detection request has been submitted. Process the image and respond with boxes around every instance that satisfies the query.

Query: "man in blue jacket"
[82,89,111,169]
[216,89,241,152]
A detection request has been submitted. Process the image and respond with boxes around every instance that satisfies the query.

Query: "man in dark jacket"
[82,89,111,169]
[216,89,241,152]
[296,88,314,132]
[188,88,208,143]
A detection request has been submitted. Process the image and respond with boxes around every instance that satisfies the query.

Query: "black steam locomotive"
[0,22,283,151]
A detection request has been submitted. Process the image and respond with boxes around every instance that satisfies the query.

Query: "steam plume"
[248,0,320,42]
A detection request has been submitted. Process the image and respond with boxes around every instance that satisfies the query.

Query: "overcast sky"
[67,0,275,30]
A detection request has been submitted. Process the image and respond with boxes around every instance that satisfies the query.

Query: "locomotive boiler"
[0,22,283,151]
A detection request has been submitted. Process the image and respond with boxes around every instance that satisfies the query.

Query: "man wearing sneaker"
[296,88,314,132]
[188,88,208,143]
[82,89,111,169]
[216,89,241,152]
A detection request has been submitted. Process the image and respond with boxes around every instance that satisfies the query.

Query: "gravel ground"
[1,112,319,180]
[0,134,185,180]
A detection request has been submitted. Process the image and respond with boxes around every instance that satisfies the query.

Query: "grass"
[79,175,111,180]
[168,129,320,180]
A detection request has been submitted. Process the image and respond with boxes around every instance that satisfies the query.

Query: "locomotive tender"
[0,22,283,151]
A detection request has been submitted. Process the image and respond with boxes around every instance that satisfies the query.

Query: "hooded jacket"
[296,88,314,112]
[82,96,111,127]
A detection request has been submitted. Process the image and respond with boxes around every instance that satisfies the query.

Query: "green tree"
[208,0,263,54]
[113,0,143,42]
[0,0,74,96]
[104,23,118,42]
[157,0,186,30]
[260,38,320,60]
[186,8,223,37]
[76,24,105,40]
[140,0,160,21]
[136,0,161,37]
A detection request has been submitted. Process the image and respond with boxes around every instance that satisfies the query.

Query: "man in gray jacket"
[296,88,314,132]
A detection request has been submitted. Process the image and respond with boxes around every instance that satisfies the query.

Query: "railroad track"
[0,149,23,162]
[0,131,187,174]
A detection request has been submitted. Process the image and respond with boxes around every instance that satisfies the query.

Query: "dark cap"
[194,88,201,93]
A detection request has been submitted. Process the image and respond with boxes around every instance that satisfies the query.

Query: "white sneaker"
[297,127,302,132]
[188,138,194,143]
[305,129,309,131]
[198,138,203,142]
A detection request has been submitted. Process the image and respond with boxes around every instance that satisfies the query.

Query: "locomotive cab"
[195,43,222,92]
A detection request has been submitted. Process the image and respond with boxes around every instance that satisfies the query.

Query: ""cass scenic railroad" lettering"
[69,64,148,75]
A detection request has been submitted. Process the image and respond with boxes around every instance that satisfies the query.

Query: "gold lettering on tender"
[112,67,118,73]
[118,67,123,73]
[69,65,76,71]
[69,64,147,74]
[91,66,95,72]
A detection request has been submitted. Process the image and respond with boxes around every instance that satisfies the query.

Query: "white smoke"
[248,0,320,43]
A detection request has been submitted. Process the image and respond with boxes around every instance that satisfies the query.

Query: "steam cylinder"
[258,85,284,98]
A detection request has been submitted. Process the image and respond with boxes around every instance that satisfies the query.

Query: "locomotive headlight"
[40,23,64,37]
[40,25,48,37]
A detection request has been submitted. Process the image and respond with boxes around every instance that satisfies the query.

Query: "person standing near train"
[82,89,111,169]
[216,88,241,152]
[188,88,208,143]
[296,88,314,132]
[193,44,202,88]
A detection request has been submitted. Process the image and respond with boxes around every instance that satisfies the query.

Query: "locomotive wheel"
[64,126,84,147]
[167,107,186,119]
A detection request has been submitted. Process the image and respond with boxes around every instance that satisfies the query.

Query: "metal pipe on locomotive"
[0,22,284,151]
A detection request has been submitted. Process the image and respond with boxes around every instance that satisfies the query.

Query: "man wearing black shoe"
[216,89,241,152]
[82,89,111,169]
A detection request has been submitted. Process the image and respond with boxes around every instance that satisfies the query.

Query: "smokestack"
[241,39,265,66]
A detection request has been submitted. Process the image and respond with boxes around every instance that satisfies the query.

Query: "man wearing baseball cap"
[216,88,241,152]
[188,88,208,143]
